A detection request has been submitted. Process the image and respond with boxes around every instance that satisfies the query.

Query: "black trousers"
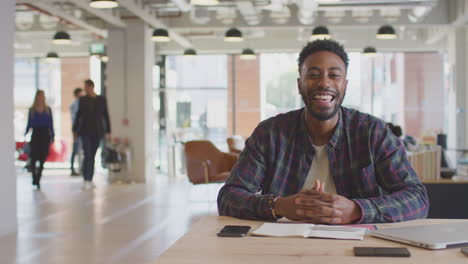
[81,135,102,181]
[30,127,50,185]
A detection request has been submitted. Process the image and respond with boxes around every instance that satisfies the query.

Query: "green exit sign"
[89,43,105,55]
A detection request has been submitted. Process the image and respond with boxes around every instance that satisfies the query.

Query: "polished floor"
[0,168,221,264]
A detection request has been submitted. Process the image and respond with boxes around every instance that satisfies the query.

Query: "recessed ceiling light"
[184,48,197,56]
[376,25,397,39]
[89,0,119,8]
[224,28,244,42]
[52,31,71,44]
[240,48,256,60]
[45,52,59,62]
[363,46,377,56]
[152,28,170,42]
[310,26,331,41]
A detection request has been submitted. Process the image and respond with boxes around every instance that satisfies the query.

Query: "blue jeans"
[70,138,81,171]
[81,135,101,181]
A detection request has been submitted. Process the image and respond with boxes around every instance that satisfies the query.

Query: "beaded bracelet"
[271,196,281,220]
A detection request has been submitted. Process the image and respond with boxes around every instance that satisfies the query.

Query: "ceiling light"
[184,48,197,56]
[240,48,256,60]
[310,26,331,41]
[52,31,71,44]
[89,0,119,8]
[376,25,397,39]
[45,52,59,62]
[363,46,377,56]
[190,0,219,6]
[152,28,170,42]
[224,28,243,42]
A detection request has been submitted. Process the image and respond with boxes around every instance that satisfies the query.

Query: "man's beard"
[300,88,344,121]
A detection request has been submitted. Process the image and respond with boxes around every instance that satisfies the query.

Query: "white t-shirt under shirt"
[301,145,337,194]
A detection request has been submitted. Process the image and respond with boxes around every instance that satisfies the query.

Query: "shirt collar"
[300,107,345,150]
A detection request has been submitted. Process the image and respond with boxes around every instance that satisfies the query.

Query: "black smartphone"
[354,247,410,257]
[217,225,251,237]
[462,247,468,257]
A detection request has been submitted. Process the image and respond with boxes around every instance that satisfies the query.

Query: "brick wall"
[60,57,90,156]
[227,55,261,139]
[404,53,444,138]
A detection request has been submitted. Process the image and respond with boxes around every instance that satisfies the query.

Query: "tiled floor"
[0,168,221,264]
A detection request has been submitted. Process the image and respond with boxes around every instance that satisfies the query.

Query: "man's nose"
[317,75,331,88]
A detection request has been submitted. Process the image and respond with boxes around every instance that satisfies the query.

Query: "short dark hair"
[387,123,403,138]
[84,79,94,87]
[297,39,349,74]
[73,87,82,96]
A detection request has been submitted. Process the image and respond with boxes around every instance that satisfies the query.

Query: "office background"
[2,0,468,262]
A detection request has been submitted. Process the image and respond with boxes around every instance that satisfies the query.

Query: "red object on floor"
[16,140,68,162]
[46,140,68,162]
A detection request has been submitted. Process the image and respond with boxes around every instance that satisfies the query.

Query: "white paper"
[307,225,367,240]
[251,223,366,240]
[252,223,313,237]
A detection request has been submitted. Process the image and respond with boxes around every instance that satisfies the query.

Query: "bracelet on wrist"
[271,196,281,220]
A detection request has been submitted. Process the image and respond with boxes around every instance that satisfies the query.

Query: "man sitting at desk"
[217,39,429,224]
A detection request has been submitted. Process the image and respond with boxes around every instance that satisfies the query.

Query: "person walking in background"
[73,79,111,190]
[25,90,54,190]
[70,87,83,176]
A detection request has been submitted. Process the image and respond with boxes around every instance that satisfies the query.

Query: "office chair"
[184,140,238,184]
[226,135,245,154]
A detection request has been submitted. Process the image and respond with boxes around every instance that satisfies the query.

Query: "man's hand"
[274,180,341,223]
[274,180,362,224]
[301,188,362,224]
[105,133,112,142]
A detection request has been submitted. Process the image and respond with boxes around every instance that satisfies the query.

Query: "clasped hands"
[274,180,362,224]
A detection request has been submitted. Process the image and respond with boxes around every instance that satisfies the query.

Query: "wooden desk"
[156,216,468,263]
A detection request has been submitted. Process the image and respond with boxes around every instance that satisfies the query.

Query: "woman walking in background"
[25,90,54,190]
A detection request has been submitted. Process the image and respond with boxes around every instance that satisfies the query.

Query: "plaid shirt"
[217,107,429,223]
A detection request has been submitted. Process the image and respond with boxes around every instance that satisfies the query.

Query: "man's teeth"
[312,95,333,101]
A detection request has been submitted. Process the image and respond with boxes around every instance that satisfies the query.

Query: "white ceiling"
[14,0,463,57]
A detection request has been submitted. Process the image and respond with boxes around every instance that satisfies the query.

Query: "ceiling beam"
[17,0,107,38]
[116,0,192,48]
[65,0,126,28]
[425,0,468,45]
[235,1,261,25]
[170,0,191,12]
[163,4,448,30]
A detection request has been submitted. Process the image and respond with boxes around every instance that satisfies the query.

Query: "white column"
[0,0,17,236]
[106,19,154,182]
[447,27,467,149]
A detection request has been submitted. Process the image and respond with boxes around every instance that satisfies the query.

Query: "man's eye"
[330,74,340,79]
[308,73,320,78]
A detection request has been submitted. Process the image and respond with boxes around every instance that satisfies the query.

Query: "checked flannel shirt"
[217,107,429,223]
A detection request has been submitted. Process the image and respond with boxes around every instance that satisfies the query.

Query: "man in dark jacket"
[73,79,111,190]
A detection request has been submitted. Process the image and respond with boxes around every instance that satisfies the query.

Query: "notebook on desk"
[370,222,468,249]
[251,223,367,240]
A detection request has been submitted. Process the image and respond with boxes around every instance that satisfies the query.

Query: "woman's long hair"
[30,90,50,114]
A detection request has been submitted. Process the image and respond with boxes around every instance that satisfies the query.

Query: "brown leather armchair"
[184,140,238,184]
[226,135,245,154]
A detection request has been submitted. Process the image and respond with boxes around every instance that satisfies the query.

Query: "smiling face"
[298,51,348,121]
